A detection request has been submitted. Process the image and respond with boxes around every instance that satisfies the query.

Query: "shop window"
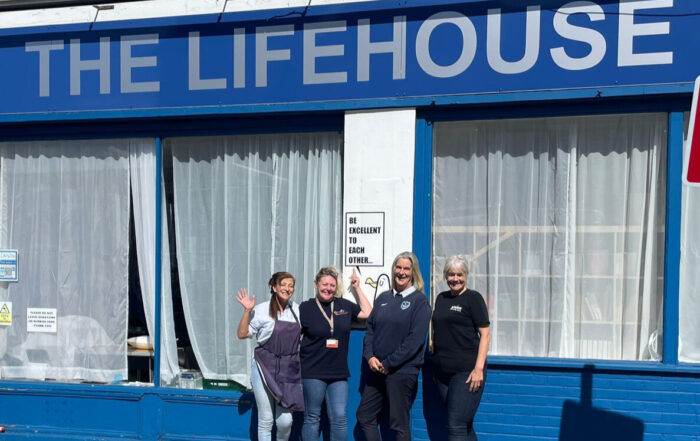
[160,132,343,388]
[0,138,155,383]
[432,114,666,361]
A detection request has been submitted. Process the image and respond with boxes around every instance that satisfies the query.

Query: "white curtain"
[167,132,342,385]
[433,114,666,361]
[130,142,180,385]
[0,139,131,382]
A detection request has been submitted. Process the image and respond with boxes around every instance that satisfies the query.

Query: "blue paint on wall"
[0,335,699,440]
[663,112,684,365]
[0,1,696,440]
[1,0,697,117]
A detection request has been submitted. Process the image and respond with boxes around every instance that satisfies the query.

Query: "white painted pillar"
[342,108,416,304]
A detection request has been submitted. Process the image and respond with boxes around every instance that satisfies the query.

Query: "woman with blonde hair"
[299,266,372,441]
[356,252,432,441]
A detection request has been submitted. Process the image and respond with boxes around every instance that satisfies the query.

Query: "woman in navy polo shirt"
[356,252,432,441]
[432,255,491,441]
[299,266,372,441]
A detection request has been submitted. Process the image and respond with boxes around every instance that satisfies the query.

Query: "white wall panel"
[342,108,417,304]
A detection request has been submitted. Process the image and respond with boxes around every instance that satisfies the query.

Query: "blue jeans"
[301,378,348,441]
[435,370,486,441]
[251,362,294,441]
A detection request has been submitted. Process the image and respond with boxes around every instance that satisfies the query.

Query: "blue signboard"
[2,0,698,117]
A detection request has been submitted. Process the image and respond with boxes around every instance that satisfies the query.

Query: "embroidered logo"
[401,301,411,310]
[334,309,350,316]
[380,302,388,307]
[450,305,463,312]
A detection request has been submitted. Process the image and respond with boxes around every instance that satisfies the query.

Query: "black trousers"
[435,370,486,441]
[356,371,418,441]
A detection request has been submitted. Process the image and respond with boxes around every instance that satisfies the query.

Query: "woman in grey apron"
[236,271,304,441]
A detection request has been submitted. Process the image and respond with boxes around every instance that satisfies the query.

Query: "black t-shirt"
[432,289,490,375]
[300,297,361,379]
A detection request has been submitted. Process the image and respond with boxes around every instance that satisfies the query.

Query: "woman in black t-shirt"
[299,266,371,441]
[432,255,491,441]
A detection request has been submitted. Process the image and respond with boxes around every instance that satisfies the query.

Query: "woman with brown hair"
[236,271,303,441]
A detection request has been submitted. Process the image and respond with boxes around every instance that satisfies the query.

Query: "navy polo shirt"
[362,289,432,374]
[300,297,360,380]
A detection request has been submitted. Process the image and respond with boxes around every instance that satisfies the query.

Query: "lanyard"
[315,297,334,336]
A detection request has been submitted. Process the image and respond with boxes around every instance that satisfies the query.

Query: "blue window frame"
[415,98,689,369]
[0,111,344,394]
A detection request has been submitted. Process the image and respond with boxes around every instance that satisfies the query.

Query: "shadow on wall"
[559,364,644,441]
[421,356,448,440]
[420,360,645,441]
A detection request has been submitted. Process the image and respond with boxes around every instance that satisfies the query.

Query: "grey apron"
[254,307,304,411]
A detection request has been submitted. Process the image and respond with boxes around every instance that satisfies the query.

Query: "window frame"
[414,99,688,370]
[0,112,344,394]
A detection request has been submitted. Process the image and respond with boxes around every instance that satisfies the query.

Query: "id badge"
[326,338,339,349]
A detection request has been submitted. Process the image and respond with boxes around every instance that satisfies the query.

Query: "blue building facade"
[0,1,698,440]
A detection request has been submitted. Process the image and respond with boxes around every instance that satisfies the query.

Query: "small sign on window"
[27,308,57,333]
[0,302,11,326]
[0,249,18,282]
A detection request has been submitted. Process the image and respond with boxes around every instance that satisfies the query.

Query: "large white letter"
[70,37,110,96]
[256,25,294,88]
[415,11,477,78]
[303,21,347,85]
[25,40,64,97]
[551,2,606,70]
[233,28,246,89]
[487,6,541,74]
[188,31,227,90]
[120,34,160,93]
[618,0,673,66]
[357,16,406,82]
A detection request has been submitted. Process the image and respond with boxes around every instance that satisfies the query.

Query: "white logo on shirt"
[450,305,462,312]
[401,301,411,310]
[380,302,388,307]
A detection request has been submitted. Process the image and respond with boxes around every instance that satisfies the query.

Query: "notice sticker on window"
[27,308,57,333]
[0,302,11,326]
[0,249,18,282]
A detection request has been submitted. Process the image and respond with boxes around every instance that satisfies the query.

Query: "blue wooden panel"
[0,0,695,118]
[664,111,684,365]
[0,363,698,440]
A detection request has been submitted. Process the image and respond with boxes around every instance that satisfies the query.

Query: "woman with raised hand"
[236,271,303,441]
[356,252,432,441]
[432,255,490,441]
[299,266,372,441]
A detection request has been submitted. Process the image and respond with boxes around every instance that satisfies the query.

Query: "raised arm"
[350,268,372,320]
[235,288,256,339]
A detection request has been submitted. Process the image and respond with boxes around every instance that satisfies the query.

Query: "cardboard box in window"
[203,378,247,392]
